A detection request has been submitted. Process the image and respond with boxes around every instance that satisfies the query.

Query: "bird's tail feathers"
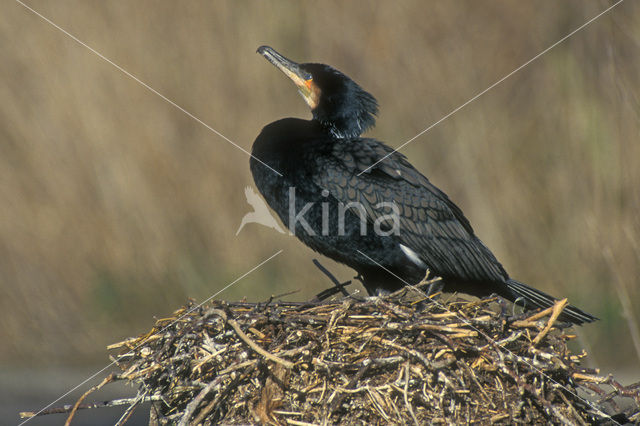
[505,279,597,325]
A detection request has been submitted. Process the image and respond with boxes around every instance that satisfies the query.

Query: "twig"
[328,364,369,415]
[114,392,144,426]
[286,420,321,426]
[177,376,225,426]
[227,318,294,369]
[523,305,556,322]
[63,374,114,426]
[532,299,567,346]
[19,395,163,419]
[403,362,419,426]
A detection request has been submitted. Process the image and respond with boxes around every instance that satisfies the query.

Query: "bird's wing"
[310,139,508,282]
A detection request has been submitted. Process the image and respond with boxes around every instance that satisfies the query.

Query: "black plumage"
[251,46,596,325]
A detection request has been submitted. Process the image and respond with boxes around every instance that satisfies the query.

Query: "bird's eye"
[303,73,313,81]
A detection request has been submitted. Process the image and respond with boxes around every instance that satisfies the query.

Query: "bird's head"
[257,45,378,139]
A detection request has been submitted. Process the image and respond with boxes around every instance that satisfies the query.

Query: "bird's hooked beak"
[257,45,320,110]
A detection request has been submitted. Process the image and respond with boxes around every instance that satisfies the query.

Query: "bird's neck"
[315,119,360,139]
[252,118,325,161]
[312,107,376,139]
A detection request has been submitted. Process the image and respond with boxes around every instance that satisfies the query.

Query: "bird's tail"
[505,279,598,325]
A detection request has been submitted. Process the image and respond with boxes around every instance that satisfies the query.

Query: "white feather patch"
[400,244,427,268]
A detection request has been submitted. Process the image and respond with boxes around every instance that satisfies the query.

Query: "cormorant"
[250,46,596,325]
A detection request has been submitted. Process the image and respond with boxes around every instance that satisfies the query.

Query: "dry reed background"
[1,0,639,382]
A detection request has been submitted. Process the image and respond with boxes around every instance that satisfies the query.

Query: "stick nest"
[79,292,640,424]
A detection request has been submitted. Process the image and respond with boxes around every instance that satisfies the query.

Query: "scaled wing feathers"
[311,139,508,282]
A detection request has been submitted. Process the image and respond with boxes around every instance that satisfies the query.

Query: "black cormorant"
[250,46,596,325]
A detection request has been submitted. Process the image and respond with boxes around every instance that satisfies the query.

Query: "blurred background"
[2,0,639,423]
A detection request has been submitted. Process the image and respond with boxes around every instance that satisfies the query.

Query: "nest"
[23,284,640,425]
